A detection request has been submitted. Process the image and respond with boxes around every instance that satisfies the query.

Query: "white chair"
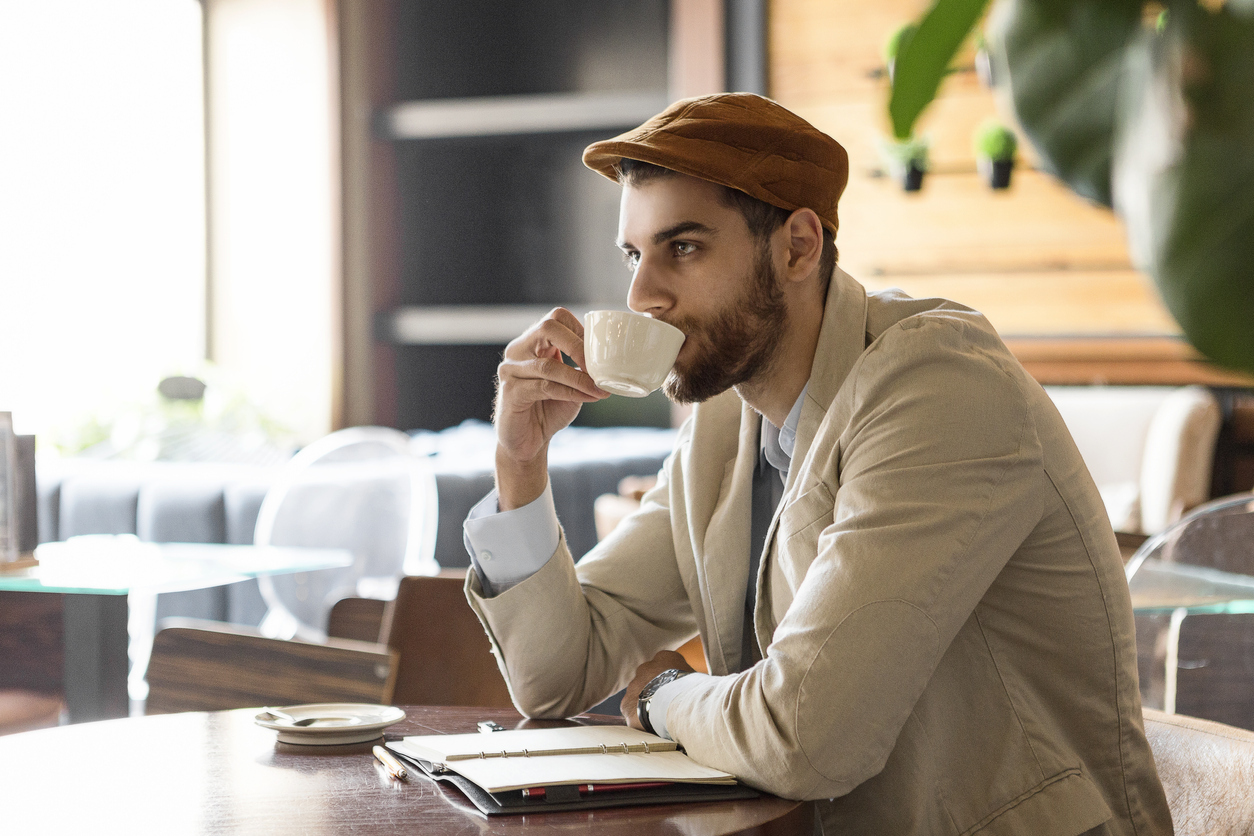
[1045,385,1221,536]
[255,427,438,642]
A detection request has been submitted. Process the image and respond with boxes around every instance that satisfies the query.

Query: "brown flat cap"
[583,93,849,236]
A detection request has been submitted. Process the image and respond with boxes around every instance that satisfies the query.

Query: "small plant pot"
[978,157,1014,189]
[879,135,930,193]
[902,162,925,192]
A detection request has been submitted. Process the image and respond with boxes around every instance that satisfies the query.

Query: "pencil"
[373,745,408,781]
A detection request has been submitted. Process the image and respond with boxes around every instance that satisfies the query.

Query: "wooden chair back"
[0,591,64,694]
[145,619,397,714]
[0,591,65,734]
[382,575,513,708]
[327,596,388,643]
[1144,708,1254,835]
[144,573,511,714]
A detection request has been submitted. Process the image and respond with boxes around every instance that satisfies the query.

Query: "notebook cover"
[395,753,760,816]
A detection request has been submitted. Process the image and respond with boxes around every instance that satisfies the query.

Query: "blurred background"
[3,0,1249,467]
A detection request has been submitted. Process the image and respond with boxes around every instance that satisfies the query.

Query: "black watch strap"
[637,668,690,736]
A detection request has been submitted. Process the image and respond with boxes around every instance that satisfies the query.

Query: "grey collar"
[761,383,807,477]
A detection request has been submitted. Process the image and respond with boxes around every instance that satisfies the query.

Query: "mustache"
[653,314,696,337]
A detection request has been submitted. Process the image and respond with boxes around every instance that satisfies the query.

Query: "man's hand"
[621,650,695,731]
[494,308,608,510]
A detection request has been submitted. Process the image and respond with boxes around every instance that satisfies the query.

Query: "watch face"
[639,669,690,735]
[642,669,685,702]
[639,671,670,735]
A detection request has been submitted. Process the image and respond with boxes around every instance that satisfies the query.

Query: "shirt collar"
[761,383,807,475]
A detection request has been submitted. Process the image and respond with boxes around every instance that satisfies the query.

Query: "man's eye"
[622,251,640,270]
[673,241,696,256]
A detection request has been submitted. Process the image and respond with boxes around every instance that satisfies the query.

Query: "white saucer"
[254,703,407,745]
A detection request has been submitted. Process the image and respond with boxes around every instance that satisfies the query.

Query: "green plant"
[974,119,1018,161]
[888,0,1254,373]
[883,22,919,68]
[880,134,931,170]
[888,0,989,141]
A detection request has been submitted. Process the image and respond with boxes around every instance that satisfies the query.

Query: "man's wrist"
[495,443,549,511]
[637,669,691,736]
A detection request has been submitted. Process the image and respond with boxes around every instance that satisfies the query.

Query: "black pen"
[373,745,408,781]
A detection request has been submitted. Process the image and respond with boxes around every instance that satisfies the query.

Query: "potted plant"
[882,22,938,192]
[879,134,930,192]
[973,119,1017,189]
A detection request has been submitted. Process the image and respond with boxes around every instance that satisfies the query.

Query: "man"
[462,93,1171,834]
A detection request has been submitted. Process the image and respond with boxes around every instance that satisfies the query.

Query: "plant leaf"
[1144,8,1254,371]
[986,0,1141,206]
[889,0,991,140]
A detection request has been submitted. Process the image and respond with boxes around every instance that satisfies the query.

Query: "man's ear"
[781,208,824,283]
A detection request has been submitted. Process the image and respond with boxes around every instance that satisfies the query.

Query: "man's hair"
[616,159,837,286]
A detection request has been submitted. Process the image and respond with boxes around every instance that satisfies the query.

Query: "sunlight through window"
[0,0,206,449]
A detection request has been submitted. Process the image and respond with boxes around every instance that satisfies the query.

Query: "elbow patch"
[796,600,939,786]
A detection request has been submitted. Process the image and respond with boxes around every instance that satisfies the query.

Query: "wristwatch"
[637,668,691,736]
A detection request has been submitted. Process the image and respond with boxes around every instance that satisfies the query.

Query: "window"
[0,0,206,448]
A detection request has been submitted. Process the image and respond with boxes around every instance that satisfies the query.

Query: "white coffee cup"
[583,310,686,398]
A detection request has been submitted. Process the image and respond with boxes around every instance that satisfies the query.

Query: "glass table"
[1128,557,1254,719]
[0,535,351,723]
[1127,557,1254,615]
[1125,494,1254,723]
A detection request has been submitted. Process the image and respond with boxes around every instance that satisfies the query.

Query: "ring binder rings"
[395,726,685,762]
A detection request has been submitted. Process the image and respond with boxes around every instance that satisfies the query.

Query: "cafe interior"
[3,0,1254,832]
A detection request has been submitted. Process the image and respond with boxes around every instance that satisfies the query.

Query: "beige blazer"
[467,268,1173,835]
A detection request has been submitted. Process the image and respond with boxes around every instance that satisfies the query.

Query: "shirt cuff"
[648,672,710,741]
[463,481,561,596]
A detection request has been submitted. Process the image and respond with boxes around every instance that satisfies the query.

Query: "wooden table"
[0,705,812,835]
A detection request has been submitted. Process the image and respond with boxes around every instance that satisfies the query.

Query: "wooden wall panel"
[869,271,1177,337]
[771,0,930,102]
[838,170,1134,277]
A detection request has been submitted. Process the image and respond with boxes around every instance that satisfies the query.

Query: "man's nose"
[626,258,672,316]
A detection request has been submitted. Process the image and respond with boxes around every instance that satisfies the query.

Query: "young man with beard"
[461,94,1171,835]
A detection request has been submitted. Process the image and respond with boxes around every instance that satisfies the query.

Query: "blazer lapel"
[754,267,870,643]
[697,400,760,676]
[788,266,869,492]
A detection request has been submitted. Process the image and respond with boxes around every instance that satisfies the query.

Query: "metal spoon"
[263,707,320,727]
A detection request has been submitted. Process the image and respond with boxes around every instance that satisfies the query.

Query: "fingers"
[497,353,606,408]
[504,307,594,374]
[493,308,610,469]
[621,649,697,731]
[499,308,606,401]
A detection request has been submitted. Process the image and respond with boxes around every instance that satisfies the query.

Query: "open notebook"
[387,725,755,815]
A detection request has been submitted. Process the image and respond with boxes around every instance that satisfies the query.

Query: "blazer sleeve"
[465,445,698,718]
[663,316,1046,800]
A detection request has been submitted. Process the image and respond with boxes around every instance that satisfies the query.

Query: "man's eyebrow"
[652,221,716,245]
[617,221,717,250]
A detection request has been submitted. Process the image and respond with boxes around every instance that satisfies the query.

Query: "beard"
[661,243,789,404]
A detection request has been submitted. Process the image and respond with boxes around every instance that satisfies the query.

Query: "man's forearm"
[495,443,550,511]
